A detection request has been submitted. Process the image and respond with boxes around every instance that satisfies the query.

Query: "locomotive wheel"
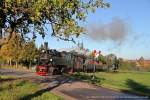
[48,66,64,75]
[52,68,61,75]
[53,69,59,75]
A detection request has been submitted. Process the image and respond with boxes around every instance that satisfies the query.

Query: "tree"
[114,57,119,70]
[20,40,38,68]
[118,58,123,68]
[117,58,137,71]
[98,54,106,64]
[0,32,23,67]
[0,32,38,68]
[105,54,117,71]
[0,49,5,66]
[138,56,144,67]
[0,0,110,47]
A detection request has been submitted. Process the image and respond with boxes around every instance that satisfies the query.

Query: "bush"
[119,61,137,71]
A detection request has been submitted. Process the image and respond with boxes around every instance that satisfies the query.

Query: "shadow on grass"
[19,84,61,100]
[71,72,105,85]
[20,75,69,100]
[122,79,150,98]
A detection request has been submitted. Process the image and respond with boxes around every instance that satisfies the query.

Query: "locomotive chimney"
[44,42,48,51]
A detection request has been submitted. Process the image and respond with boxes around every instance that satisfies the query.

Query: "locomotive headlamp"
[34,58,37,62]
[42,50,45,53]
[50,59,53,61]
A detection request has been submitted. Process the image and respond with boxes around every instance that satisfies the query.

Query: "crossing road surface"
[0,68,149,100]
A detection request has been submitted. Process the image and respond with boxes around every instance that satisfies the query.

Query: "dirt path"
[0,68,148,100]
[0,68,70,89]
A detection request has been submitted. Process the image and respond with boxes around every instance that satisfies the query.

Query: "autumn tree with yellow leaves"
[0,32,38,68]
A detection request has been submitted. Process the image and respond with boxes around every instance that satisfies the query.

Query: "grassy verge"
[70,71,150,97]
[0,75,63,100]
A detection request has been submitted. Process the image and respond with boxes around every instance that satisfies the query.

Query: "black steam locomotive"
[35,42,118,76]
[35,42,86,75]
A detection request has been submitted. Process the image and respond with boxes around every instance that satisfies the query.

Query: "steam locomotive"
[35,42,87,75]
[35,42,116,76]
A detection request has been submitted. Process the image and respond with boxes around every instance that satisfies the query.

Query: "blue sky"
[35,0,150,60]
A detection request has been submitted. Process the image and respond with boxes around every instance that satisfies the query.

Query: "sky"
[35,0,150,60]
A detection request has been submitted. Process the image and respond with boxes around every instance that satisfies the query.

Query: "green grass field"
[0,76,63,100]
[71,71,150,97]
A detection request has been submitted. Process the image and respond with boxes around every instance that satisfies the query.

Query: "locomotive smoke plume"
[87,17,129,43]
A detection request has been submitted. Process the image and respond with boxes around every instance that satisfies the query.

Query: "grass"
[0,76,63,100]
[70,71,150,97]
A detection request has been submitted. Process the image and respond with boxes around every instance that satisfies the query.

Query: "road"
[0,68,148,100]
